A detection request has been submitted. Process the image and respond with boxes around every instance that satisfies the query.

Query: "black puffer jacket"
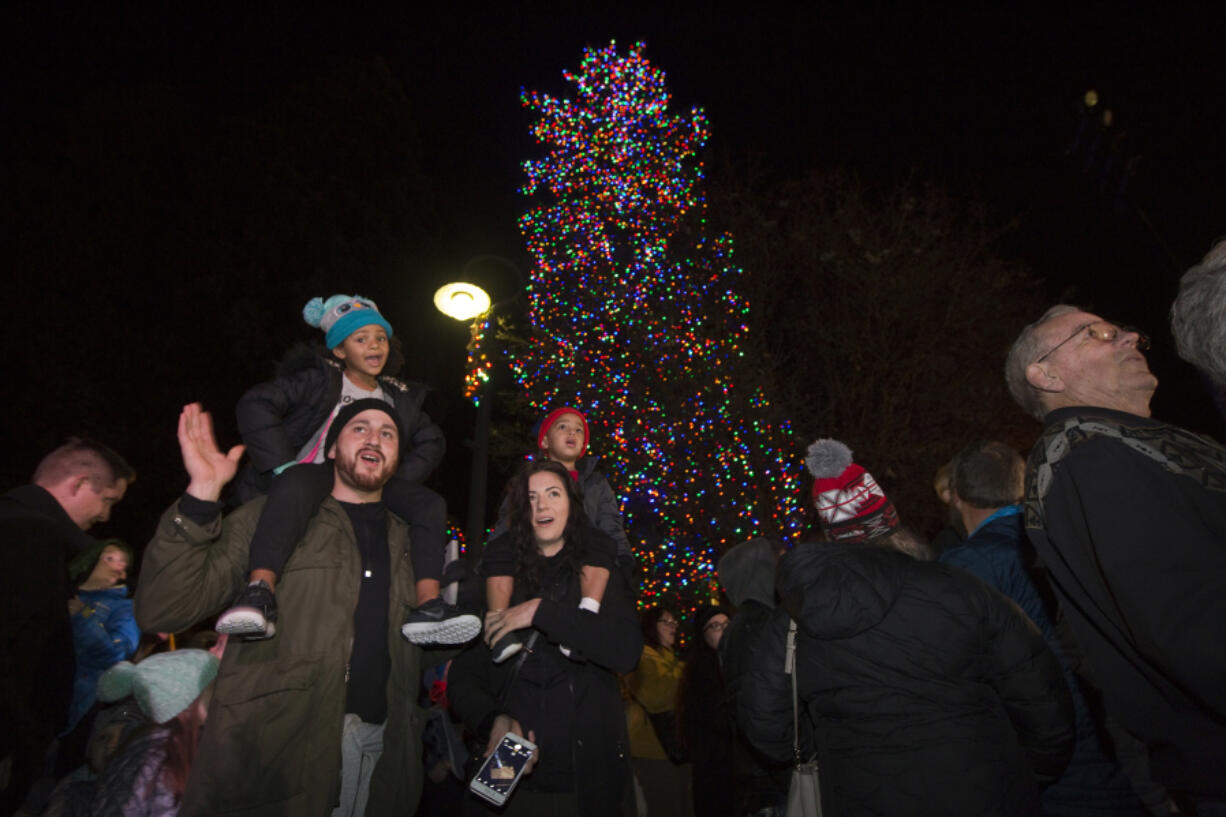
[721,598,791,814]
[232,346,445,504]
[738,542,1075,817]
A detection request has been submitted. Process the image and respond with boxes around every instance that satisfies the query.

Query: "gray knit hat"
[97,649,220,724]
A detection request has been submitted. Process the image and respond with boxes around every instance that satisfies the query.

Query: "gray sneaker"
[215,580,277,639]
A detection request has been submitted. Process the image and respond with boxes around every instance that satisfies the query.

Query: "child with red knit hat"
[481,406,632,662]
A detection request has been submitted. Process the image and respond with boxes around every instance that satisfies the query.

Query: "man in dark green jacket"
[135,400,426,817]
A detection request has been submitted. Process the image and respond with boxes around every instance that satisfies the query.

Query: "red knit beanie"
[805,439,899,543]
[535,407,589,460]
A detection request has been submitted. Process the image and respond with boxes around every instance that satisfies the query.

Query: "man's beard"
[336,447,393,492]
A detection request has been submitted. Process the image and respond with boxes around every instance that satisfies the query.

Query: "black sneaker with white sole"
[400,598,481,646]
[490,631,524,664]
[215,580,277,639]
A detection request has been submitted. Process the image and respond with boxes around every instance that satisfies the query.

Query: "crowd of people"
[1,235,1224,817]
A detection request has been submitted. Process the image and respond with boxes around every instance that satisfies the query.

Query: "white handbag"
[784,619,823,817]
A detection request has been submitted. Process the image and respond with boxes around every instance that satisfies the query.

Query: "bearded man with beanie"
[223,293,475,648]
[134,401,426,817]
[733,439,1075,817]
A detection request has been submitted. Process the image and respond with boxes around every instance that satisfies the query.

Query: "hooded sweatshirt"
[716,537,778,609]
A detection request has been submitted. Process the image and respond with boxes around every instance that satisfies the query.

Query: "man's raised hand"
[178,403,245,502]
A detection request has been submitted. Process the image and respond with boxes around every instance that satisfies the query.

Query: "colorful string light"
[463,314,493,404]
[446,519,467,555]
[514,41,806,620]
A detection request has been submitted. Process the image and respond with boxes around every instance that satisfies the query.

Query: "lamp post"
[434,255,522,560]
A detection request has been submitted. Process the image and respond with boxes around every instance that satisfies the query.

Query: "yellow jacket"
[624,644,684,759]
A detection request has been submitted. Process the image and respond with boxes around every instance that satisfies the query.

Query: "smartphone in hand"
[469,731,537,807]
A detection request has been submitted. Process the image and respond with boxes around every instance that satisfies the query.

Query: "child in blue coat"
[66,539,140,734]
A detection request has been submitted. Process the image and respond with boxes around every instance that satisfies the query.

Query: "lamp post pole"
[467,370,493,560]
[434,256,522,561]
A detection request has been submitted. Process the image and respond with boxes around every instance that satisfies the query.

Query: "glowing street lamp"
[433,282,491,322]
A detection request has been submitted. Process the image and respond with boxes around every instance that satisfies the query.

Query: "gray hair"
[1005,304,1082,421]
[1171,238,1226,385]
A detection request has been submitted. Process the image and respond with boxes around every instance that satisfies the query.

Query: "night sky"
[6,4,1224,550]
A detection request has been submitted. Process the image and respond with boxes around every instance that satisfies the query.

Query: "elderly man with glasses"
[1005,305,1226,815]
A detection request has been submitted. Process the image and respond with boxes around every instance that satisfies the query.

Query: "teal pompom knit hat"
[303,294,394,350]
[97,649,220,724]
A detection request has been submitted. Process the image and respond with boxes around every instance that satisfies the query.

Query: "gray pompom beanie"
[97,649,220,724]
[805,438,899,543]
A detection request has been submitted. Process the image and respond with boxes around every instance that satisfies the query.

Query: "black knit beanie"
[692,604,732,642]
[324,398,403,457]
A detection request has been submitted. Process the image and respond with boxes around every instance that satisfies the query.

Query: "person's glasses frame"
[1033,321,1150,365]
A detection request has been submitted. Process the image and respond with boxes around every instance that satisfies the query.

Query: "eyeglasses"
[1034,321,1150,364]
[704,620,729,633]
[658,618,679,629]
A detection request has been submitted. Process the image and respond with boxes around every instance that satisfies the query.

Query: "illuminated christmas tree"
[514,41,804,616]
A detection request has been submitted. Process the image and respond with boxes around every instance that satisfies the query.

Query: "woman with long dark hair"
[449,460,643,816]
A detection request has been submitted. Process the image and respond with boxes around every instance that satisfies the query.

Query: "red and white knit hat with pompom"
[805,439,899,543]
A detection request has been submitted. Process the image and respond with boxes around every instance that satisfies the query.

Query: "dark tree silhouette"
[712,166,1047,536]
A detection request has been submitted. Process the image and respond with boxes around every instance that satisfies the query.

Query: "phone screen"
[472,733,534,802]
